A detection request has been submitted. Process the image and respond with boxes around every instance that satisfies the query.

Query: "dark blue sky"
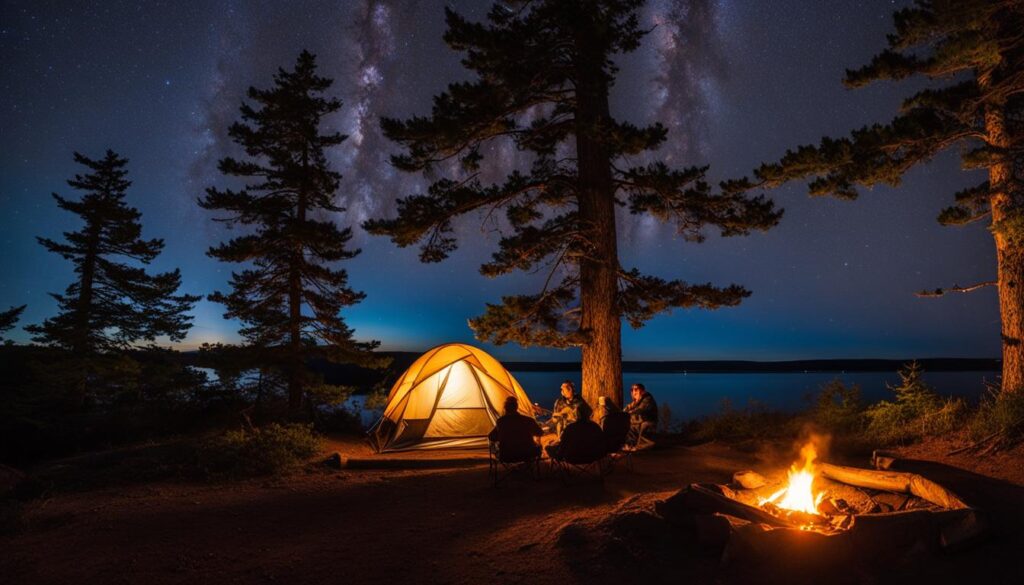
[0,0,998,361]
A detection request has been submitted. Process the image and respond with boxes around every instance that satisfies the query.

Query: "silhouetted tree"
[365,1,780,407]
[733,0,1024,394]
[26,151,199,401]
[0,304,25,341]
[200,50,382,416]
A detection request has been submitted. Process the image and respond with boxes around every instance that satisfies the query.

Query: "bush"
[864,362,967,444]
[689,398,796,441]
[197,423,323,477]
[809,378,865,434]
[969,387,1024,441]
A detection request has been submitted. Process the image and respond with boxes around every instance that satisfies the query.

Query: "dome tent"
[369,343,536,452]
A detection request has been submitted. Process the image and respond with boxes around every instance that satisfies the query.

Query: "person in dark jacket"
[623,383,657,450]
[545,408,605,463]
[548,380,592,437]
[488,396,542,462]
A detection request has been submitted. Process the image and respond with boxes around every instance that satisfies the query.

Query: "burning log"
[657,483,792,528]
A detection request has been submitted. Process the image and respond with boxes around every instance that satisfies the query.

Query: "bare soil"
[2,436,1022,585]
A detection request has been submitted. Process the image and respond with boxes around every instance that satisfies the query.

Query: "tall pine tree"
[365,1,780,407]
[0,305,25,341]
[200,50,381,415]
[733,0,1024,394]
[26,151,199,399]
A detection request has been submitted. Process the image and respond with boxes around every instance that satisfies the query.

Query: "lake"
[349,369,1000,428]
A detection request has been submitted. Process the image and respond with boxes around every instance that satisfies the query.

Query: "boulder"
[694,513,750,548]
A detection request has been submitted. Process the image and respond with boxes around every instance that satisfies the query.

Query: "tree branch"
[916,280,998,298]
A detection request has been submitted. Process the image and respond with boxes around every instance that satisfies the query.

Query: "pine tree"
[733,0,1024,394]
[364,1,780,407]
[200,50,381,415]
[26,151,199,399]
[0,305,25,341]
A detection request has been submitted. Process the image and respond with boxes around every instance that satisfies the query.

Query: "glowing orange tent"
[369,343,536,452]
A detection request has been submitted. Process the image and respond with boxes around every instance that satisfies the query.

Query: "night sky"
[0,0,999,361]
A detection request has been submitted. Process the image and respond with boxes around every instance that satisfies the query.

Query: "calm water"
[349,370,999,428]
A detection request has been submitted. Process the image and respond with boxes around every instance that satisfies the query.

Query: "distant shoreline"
[173,349,1001,382]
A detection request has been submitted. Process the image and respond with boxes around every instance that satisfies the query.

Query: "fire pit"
[655,444,988,577]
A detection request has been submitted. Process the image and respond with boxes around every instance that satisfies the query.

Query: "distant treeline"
[181,351,1001,390]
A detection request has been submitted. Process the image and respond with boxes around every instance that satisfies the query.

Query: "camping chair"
[552,450,612,484]
[600,411,635,473]
[488,439,542,487]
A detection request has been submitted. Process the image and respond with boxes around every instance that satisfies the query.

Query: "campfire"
[758,442,826,524]
[656,444,989,569]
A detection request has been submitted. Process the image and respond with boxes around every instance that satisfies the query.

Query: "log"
[657,484,793,528]
[819,463,969,510]
[819,463,912,493]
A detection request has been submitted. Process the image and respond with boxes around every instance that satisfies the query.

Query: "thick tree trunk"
[575,24,623,409]
[986,104,1024,394]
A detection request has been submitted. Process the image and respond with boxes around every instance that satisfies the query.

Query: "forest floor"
[2,435,1023,585]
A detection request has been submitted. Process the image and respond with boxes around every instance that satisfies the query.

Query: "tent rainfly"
[369,343,536,452]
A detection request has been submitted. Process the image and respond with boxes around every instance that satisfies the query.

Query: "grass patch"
[969,387,1024,441]
[196,423,323,477]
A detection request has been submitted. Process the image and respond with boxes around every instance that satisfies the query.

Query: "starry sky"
[0,0,1000,361]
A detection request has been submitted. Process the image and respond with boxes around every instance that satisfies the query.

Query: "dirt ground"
[2,437,1023,585]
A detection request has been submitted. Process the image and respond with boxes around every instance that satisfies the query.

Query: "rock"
[654,488,696,528]
[871,492,910,512]
[555,520,590,547]
[732,470,767,490]
[938,509,988,552]
[694,513,750,548]
[722,523,856,584]
[321,452,345,469]
[604,510,668,542]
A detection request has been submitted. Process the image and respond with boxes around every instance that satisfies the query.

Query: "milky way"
[0,0,999,362]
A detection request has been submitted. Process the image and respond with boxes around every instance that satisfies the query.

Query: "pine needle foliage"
[0,306,25,341]
[364,1,780,404]
[731,0,1024,393]
[200,51,384,414]
[27,151,198,353]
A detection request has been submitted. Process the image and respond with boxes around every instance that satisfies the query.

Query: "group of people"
[487,380,659,465]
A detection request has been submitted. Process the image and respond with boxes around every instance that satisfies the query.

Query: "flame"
[760,442,825,515]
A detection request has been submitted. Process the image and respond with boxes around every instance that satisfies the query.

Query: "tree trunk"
[575,23,623,409]
[74,229,99,405]
[986,104,1024,394]
[288,170,307,414]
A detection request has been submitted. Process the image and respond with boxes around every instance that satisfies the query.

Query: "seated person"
[623,383,658,450]
[547,380,592,437]
[597,397,631,454]
[488,396,542,462]
[545,408,605,464]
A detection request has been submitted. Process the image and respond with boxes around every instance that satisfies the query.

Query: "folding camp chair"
[488,439,542,487]
[552,452,612,484]
[600,410,634,474]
